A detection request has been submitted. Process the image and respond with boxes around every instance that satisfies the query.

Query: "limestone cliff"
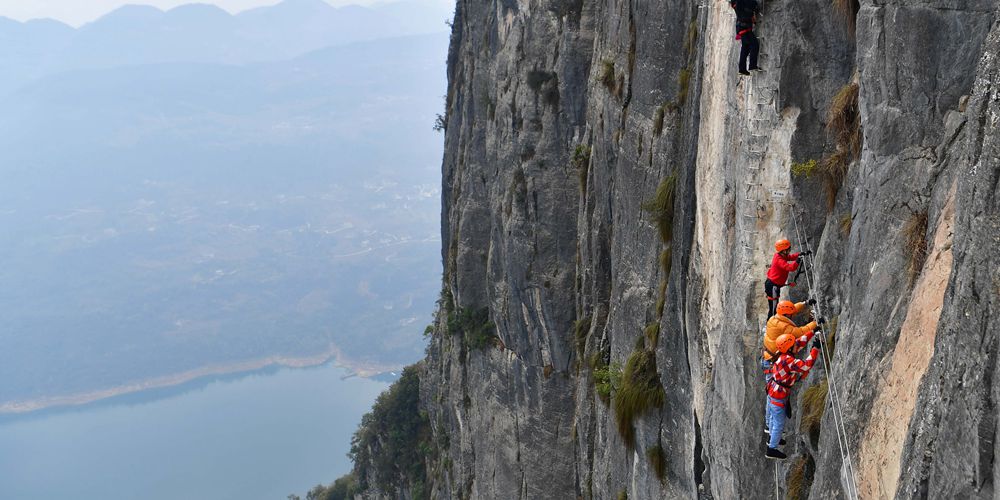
[349,0,1000,498]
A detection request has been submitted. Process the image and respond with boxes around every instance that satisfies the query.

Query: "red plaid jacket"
[766,347,819,400]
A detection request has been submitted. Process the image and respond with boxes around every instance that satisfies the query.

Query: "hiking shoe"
[750,66,764,72]
[765,447,787,460]
[739,70,751,76]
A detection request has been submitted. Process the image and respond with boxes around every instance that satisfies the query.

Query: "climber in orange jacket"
[762,300,822,363]
[764,333,820,460]
[763,239,810,318]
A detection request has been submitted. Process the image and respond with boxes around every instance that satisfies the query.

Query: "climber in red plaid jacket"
[764,333,820,460]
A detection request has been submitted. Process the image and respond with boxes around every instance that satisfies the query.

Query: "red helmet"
[775,239,791,252]
[776,334,796,354]
[776,301,796,316]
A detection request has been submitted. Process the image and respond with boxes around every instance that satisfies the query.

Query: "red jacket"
[766,252,800,285]
[766,347,819,400]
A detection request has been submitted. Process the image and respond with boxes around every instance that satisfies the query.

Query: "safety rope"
[774,461,780,500]
[788,206,860,500]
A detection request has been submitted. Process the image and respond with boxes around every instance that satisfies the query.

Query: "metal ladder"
[737,33,780,274]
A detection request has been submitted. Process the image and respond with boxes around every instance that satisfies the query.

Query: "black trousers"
[739,32,760,72]
[764,279,781,318]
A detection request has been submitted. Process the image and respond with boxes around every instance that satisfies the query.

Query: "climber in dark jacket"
[731,0,761,75]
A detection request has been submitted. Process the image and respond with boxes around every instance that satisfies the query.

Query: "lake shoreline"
[0,346,402,415]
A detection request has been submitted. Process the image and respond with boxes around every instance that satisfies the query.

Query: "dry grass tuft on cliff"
[839,213,853,236]
[656,246,672,317]
[786,454,816,500]
[832,0,861,35]
[599,60,621,98]
[572,144,591,193]
[903,209,929,285]
[656,279,668,317]
[646,443,667,483]
[800,379,828,445]
[820,82,861,210]
[614,349,665,448]
[677,68,692,105]
[575,315,592,357]
[653,105,666,136]
[819,150,850,210]
[642,173,678,243]
[824,324,838,359]
[644,322,660,348]
[828,83,861,159]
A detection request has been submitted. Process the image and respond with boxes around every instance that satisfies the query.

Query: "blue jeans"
[761,358,773,384]
[766,396,786,448]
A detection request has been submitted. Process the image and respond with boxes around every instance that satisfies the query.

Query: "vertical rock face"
[353,0,1000,498]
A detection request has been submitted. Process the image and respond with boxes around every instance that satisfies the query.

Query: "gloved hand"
[784,402,792,419]
[817,317,826,325]
[807,298,817,306]
[802,250,813,256]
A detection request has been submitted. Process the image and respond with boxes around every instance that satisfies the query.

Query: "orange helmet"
[775,239,791,252]
[776,301,796,316]
[775,333,796,354]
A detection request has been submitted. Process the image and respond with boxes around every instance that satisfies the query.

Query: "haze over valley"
[0,0,449,408]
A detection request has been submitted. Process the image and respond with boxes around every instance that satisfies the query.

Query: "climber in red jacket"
[764,239,810,318]
[764,333,820,460]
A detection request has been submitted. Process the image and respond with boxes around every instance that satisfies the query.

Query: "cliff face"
[356,0,1000,498]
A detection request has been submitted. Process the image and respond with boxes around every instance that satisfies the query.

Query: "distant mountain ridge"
[0,0,452,94]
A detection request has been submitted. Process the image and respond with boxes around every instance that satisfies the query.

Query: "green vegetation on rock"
[447,306,497,351]
[349,365,432,498]
[614,349,665,448]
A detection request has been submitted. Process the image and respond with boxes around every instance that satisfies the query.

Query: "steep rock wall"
[351,0,1000,498]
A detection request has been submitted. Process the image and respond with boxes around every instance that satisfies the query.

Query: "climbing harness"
[788,206,860,500]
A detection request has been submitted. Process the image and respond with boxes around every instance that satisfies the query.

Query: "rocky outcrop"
[349,0,1000,498]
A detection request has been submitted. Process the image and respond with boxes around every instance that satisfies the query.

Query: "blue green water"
[0,363,389,500]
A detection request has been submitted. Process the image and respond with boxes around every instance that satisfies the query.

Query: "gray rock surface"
[350,0,1000,498]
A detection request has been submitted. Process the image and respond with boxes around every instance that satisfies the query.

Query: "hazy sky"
[0,0,393,26]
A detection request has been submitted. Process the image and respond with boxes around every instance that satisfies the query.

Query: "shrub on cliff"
[820,82,861,210]
[641,173,678,244]
[903,209,929,285]
[786,455,816,500]
[800,379,828,445]
[349,365,432,497]
[447,306,497,351]
[593,361,622,404]
[614,349,665,448]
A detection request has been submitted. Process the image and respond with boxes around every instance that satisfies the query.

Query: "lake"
[0,363,390,500]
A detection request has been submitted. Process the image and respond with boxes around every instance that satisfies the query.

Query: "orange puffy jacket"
[762,302,817,360]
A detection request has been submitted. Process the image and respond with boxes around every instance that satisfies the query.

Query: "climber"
[764,239,811,318]
[764,333,820,460]
[730,0,761,75]
[760,299,822,381]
